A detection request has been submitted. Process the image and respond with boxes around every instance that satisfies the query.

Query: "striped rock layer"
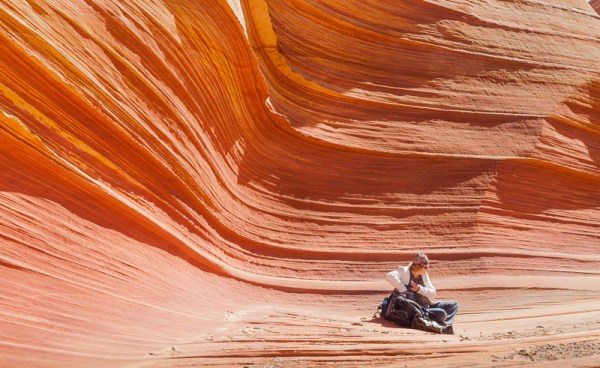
[0,0,599,367]
[593,0,600,14]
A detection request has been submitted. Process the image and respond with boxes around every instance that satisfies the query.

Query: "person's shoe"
[442,325,454,335]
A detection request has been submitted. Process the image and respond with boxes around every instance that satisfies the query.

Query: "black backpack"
[381,289,424,327]
[380,290,446,333]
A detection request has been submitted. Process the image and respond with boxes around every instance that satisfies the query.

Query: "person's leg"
[426,307,447,323]
[430,301,459,325]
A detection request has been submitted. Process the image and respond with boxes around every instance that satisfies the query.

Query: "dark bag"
[403,290,431,309]
[411,314,445,334]
[382,289,425,327]
[380,290,446,333]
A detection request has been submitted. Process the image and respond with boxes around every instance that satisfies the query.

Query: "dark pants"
[427,301,459,325]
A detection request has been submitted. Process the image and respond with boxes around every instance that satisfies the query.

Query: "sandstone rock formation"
[592,0,600,14]
[0,0,599,367]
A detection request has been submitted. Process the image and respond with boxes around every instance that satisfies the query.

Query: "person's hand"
[409,281,420,292]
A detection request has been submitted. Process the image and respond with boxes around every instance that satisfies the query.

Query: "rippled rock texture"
[1,0,599,367]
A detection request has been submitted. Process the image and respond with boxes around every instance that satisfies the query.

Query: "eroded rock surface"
[0,0,599,367]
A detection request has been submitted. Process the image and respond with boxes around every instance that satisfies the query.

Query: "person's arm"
[416,272,436,298]
[385,268,407,292]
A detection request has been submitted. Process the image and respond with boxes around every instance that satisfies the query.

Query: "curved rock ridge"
[0,0,599,367]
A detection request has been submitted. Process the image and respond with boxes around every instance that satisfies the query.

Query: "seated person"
[385,252,458,333]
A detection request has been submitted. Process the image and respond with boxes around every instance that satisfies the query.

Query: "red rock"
[0,0,599,367]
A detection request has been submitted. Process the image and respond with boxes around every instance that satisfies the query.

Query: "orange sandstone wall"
[246,0,600,253]
[0,0,599,367]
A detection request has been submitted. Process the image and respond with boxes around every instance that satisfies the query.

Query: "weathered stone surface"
[0,0,599,367]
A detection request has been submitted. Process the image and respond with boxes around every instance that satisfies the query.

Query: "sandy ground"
[128,287,600,367]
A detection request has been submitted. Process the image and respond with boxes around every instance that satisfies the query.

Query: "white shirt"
[385,265,436,299]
